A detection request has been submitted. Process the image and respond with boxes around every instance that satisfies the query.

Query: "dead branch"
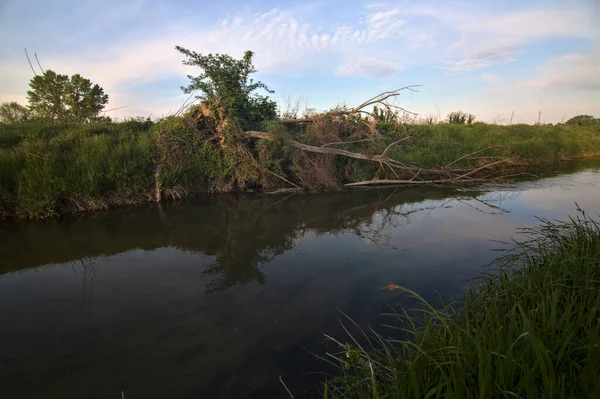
[382,136,412,156]
[442,145,505,170]
[348,86,422,115]
[265,187,304,195]
[263,168,300,189]
[321,138,375,147]
[246,131,458,177]
[345,178,486,187]
[279,86,422,124]
[452,159,514,180]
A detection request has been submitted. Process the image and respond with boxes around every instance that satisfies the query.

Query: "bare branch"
[34,53,45,74]
[263,168,300,189]
[382,136,412,156]
[246,131,457,177]
[321,138,375,147]
[442,145,504,170]
[345,178,485,187]
[24,48,37,76]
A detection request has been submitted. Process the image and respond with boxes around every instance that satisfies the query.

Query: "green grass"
[320,210,600,398]
[380,122,600,169]
[0,120,157,219]
[1,119,599,219]
[0,118,261,219]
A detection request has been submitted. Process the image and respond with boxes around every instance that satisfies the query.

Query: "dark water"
[1,160,599,399]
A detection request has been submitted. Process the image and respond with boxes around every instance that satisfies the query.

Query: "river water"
[0,160,599,398]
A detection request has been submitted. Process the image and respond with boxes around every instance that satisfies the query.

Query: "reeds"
[321,209,600,398]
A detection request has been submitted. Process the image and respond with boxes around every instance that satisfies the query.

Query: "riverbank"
[320,211,600,398]
[1,119,599,220]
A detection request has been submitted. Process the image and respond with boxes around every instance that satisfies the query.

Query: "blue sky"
[0,0,598,123]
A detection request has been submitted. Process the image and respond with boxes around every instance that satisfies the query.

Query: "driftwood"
[245,131,473,177]
[245,130,512,187]
[244,85,522,188]
[280,86,422,123]
[344,178,486,187]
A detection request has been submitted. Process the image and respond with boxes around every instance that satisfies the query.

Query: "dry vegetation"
[1,47,600,220]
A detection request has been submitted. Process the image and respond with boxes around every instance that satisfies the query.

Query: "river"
[0,159,599,398]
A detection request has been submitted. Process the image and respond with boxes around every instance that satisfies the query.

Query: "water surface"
[1,160,599,398]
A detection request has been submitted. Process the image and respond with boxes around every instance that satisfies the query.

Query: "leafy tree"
[27,70,109,122]
[175,47,277,132]
[565,115,599,126]
[0,102,31,123]
[448,111,475,124]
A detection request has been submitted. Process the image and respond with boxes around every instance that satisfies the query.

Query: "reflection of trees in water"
[1,186,522,294]
[71,258,97,314]
[444,190,520,215]
[178,187,502,292]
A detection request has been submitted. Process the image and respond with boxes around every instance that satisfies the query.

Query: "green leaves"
[565,115,599,126]
[0,102,30,123]
[322,210,600,398]
[26,70,109,122]
[175,46,277,131]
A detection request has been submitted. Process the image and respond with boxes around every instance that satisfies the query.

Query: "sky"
[0,0,598,123]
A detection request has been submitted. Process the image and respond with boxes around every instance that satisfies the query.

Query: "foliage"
[372,105,398,123]
[448,110,475,124]
[27,70,109,122]
[1,118,600,219]
[566,115,599,126]
[175,47,277,132]
[0,102,31,123]
[0,121,156,219]
[321,210,600,398]
[155,115,260,196]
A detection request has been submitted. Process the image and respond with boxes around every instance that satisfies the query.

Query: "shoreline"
[321,212,600,397]
[2,120,599,221]
[1,155,599,222]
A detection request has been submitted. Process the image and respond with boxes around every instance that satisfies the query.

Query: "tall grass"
[1,120,599,219]
[321,209,600,398]
[383,122,600,168]
[0,121,157,219]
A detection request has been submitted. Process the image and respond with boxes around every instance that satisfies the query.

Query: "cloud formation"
[0,0,597,121]
[517,52,600,91]
[335,57,401,78]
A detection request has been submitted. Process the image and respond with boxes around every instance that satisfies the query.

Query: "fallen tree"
[241,86,518,188]
[167,47,528,194]
[245,130,513,186]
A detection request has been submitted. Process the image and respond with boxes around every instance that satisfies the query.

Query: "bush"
[566,115,599,126]
[447,110,475,124]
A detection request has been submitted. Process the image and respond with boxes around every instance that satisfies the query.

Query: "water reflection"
[1,186,492,284]
[0,159,598,399]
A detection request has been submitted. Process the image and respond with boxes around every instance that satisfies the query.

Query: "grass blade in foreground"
[321,208,600,398]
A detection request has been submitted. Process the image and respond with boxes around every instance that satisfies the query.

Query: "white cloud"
[516,52,600,91]
[335,57,402,78]
[1,1,598,120]
[443,49,517,72]
[0,5,426,116]
[442,7,597,71]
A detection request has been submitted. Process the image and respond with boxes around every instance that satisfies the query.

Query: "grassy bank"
[320,211,600,398]
[1,119,599,220]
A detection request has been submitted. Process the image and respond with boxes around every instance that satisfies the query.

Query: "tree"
[448,111,475,124]
[0,102,30,123]
[565,115,599,126]
[27,70,109,122]
[175,46,277,132]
